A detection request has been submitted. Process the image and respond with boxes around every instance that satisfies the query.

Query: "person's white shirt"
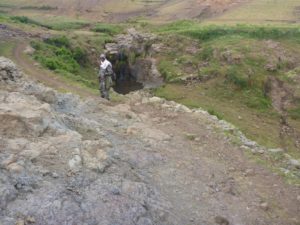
[100,59,112,70]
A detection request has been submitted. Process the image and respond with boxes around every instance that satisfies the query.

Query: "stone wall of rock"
[105,28,163,89]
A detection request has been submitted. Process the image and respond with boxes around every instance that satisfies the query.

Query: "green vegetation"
[29,24,120,90]
[31,36,97,89]
[10,15,89,30]
[0,41,15,58]
[91,23,123,35]
[207,109,224,120]
[20,5,58,10]
[0,3,15,8]
[289,106,300,120]
[153,22,300,153]
[44,20,89,31]
[11,15,51,28]
[156,21,300,41]
[158,60,181,81]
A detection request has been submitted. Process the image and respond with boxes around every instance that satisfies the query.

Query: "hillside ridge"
[1,56,300,225]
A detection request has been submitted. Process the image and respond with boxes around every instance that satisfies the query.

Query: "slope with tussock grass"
[152,22,300,155]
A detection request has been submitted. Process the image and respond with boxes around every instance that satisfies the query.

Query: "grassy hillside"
[0,0,299,24]
[0,0,244,22]
[210,0,300,24]
[152,22,300,157]
[1,0,299,182]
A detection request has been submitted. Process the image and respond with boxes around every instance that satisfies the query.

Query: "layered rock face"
[105,28,163,89]
[0,57,173,225]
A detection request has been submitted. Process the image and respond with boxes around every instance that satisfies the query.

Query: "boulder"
[0,92,51,138]
[81,140,112,173]
[289,159,300,169]
[0,57,22,82]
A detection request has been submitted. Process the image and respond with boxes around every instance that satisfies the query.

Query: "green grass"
[45,20,89,31]
[10,15,89,30]
[91,23,123,35]
[0,3,15,8]
[289,106,300,120]
[20,5,58,10]
[11,15,51,28]
[29,28,119,90]
[0,41,15,58]
[155,21,300,41]
[158,59,181,81]
[31,35,98,89]
[153,22,300,154]
[154,83,281,148]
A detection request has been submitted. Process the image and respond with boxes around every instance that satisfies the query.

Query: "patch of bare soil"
[129,98,300,225]
[0,24,32,41]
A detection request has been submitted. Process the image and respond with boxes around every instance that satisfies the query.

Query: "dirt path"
[12,41,97,99]
[127,101,300,225]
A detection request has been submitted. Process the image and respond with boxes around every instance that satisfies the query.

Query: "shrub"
[243,89,272,110]
[20,5,58,10]
[44,58,60,71]
[11,16,30,23]
[158,60,178,81]
[199,46,214,60]
[11,16,51,28]
[208,109,224,120]
[198,65,222,79]
[73,47,88,65]
[225,67,248,89]
[49,21,88,30]
[31,37,85,75]
[45,36,70,48]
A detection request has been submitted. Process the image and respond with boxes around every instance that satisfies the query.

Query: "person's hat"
[100,54,106,59]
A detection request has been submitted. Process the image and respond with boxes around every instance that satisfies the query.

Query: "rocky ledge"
[0,57,174,225]
[1,56,299,225]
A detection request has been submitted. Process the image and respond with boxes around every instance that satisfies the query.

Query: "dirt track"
[128,100,300,225]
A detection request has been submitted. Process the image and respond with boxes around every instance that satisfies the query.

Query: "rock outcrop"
[0,57,174,225]
[1,57,299,225]
[105,28,163,89]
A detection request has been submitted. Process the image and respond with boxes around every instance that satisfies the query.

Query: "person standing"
[98,54,113,100]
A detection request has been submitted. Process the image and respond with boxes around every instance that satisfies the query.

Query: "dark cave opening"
[109,52,143,95]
